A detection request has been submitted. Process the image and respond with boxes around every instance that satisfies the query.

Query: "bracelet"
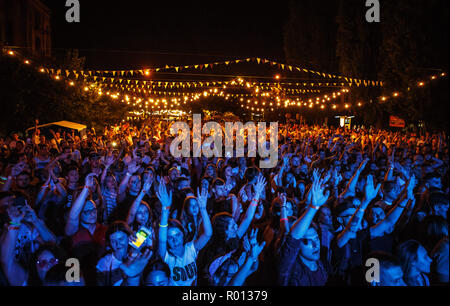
[9,221,21,227]
[159,223,168,228]
[251,201,259,207]
[41,185,49,189]
[126,172,133,177]
[8,226,20,231]
[280,218,289,222]
[163,206,171,211]
[309,204,320,211]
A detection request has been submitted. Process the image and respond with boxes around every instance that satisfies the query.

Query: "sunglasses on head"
[37,258,58,268]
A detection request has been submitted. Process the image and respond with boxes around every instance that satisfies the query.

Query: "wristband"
[163,206,171,211]
[8,226,20,231]
[159,223,168,228]
[41,185,49,189]
[9,221,21,227]
[309,204,320,211]
[126,172,133,177]
[280,218,289,222]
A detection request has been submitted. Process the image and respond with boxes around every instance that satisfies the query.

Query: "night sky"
[42,1,291,69]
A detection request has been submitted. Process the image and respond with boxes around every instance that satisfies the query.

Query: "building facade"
[0,0,51,58]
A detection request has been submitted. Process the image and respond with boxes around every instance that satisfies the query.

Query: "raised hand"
[364,174,381,203]
[249,228,259,246]
[120,249,153,278]
[332,167,342,187]
[278,192,287,206]
[85,173,97,188]
[253,174,267,198]
[104,155,115,168]
[249,231,266,262]
[197,187,208,211]
[156,181,172,209]
[127,161,141,175]
[406,175,416,200]
[310,171,330,207]
[142,176,153,194]
[22,205,38,224]
[7,205,25,224]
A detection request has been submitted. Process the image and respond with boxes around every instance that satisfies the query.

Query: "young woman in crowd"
[0,119,447,287]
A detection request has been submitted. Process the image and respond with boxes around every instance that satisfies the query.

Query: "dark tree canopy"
[0,55,131,136]
[284,0,449,130]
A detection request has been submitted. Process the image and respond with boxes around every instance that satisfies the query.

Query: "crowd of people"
[0,116,448,286]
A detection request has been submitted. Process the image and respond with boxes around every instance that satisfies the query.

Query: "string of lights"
[3,48,446,119]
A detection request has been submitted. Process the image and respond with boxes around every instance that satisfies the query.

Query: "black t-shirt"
[331,228,371,285]
[278,235,330,286]
[0,211,8,232]
[115,192,139,222]
[0,265,9,286]
[368,232,395,255]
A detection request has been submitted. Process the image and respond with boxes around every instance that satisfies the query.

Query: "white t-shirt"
[163,241,198,286]
[96,253,124,286]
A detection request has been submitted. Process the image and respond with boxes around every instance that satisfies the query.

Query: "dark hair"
[211,212,234,243]
[180,196,200,242]
[211,257,238,286]
[419,215,448,251]
[175,177,190,188]
[429,192,448,208]
[367,251,402,271]
[28,244,67,286]
[131,201,153,231]
[168,219,188,246]
[213,178,225,188]
[105,221,133,251]
[396,240,423,278]
[143,258,171,284]
[383,181,397,195]
[66,166,79,174]
[43,263,70,286]
[180,167,190,178]
[244,167,260,183]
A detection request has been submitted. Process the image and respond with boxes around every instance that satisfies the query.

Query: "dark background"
[42,0,291,69]
[1,0,448,133]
